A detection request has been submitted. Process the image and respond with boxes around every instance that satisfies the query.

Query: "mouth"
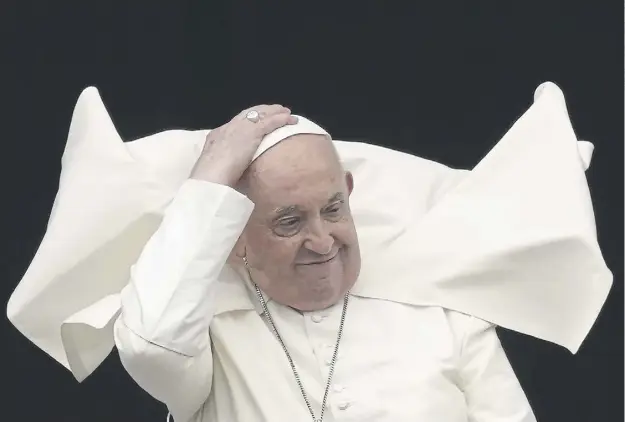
[297,251,339,266]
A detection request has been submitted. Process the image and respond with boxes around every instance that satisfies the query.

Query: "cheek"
[334,219,358,245]
[245,225,301,268]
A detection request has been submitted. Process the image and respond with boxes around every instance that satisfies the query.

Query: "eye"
[273,216,302,237]
[278,217,300,228]
[324,201,344,217]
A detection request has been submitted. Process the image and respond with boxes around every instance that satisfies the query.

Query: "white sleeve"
[449,312,537,422]
[113,179,254,422]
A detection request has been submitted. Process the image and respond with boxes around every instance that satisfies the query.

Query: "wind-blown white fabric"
[6,82,612,383]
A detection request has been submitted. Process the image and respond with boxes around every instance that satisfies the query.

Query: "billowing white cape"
[6,82,612,382]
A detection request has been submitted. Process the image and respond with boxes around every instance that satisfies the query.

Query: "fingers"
[240,104,288,119]
[235,104,299,139]
[259,104,289,118]
[259,112,299,135]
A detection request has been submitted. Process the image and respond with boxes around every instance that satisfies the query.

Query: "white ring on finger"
[245,110,260,123]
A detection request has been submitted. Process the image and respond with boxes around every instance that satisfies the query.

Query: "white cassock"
[6,82,612,422]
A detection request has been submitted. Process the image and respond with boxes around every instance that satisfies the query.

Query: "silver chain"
[251,276,349,422]
[253,284,349,422]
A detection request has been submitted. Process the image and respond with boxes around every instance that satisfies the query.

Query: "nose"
[304,221,334,255]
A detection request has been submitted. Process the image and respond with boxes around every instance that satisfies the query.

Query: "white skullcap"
[251,115,330,161]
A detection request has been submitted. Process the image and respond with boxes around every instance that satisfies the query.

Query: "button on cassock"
[337,401,350,411]
[311,314,324,323]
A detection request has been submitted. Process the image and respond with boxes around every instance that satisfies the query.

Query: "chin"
[293,279,352,312]
[293,299,340,313]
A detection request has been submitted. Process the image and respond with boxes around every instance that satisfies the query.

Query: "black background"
[2,2,622,421]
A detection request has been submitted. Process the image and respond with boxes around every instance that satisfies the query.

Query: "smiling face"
[235,134,361,311]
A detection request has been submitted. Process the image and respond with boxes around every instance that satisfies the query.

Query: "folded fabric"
[6,82,611,382]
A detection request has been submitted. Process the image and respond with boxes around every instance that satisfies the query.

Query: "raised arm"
[114,179,253,421]
[114,105,297,422]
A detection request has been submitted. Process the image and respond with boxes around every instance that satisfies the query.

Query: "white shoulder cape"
[6,82,612,382]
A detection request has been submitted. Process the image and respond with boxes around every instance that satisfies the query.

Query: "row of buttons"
[308,312,352,412]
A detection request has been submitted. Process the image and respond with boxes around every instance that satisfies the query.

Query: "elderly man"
[7,83,612,422]
[113,104,535,421]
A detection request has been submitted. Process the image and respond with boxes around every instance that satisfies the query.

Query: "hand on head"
[194,106,361,312]
[191,104,298,186]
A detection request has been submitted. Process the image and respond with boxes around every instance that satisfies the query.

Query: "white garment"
[5,82,612,421]
[114,179,535,422]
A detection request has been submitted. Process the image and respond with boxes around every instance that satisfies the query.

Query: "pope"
[7,83,612,422]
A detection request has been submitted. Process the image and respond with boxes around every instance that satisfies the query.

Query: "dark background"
[2,2,622,421]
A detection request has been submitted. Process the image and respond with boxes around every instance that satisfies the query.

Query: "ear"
[345,171,354,195]
[229,214,253,265]
[226,234,247,267]
[232,235,246,259]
